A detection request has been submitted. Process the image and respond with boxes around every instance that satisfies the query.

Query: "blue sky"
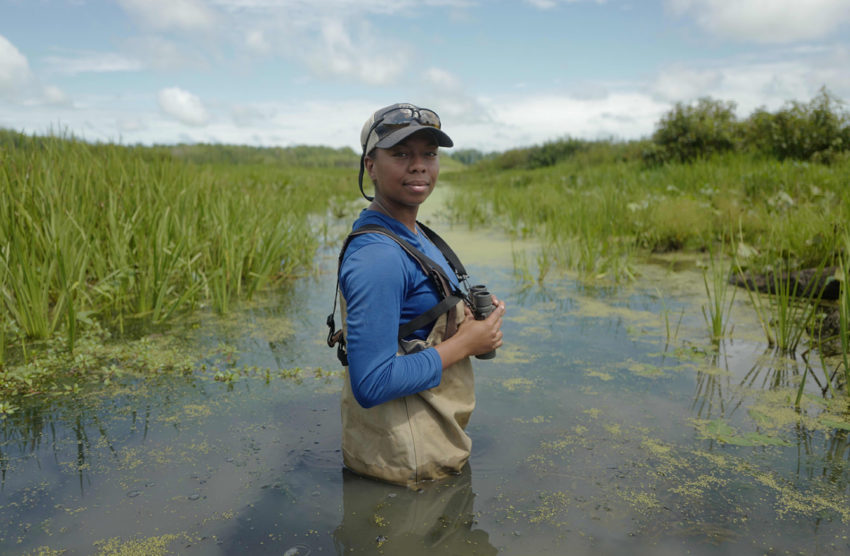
[2,0,849,152]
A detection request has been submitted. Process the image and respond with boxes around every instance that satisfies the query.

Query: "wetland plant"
[701,245,736,342]
[735,257,828,354]
[0,131,355,367]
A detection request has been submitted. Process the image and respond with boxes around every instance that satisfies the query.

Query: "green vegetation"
[3,88,850,396]
[168,142,358,168]
[449,148,850,281]
[744,88,850,163]
[735,258,828,353]
[701,243,736,342]
[644,87,850,166]
[0,131,356,376]
[644,97,739,165]
[447,88,850,385]
[449,89,850,279]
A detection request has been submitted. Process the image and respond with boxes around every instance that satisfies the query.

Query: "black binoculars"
[468,285,497,360]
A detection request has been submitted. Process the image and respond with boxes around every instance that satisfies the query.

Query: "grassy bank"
[0,131,357,379]
[447,144,850,391]
[448,148,850,281]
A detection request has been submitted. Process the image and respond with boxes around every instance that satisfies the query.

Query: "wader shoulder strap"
[326,223,468,366]
[416,221,469,285]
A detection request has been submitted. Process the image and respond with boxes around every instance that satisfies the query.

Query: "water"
[2,193,850,555]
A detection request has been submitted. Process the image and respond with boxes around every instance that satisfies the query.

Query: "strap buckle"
[326,313,340,347]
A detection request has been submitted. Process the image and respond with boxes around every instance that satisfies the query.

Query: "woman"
[328,103,506,486]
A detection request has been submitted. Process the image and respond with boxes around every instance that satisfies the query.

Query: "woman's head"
[358,103,452,201]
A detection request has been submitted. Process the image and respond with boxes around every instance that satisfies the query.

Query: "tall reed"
[701,245,736,342]
[0,132,354,353]
[735,256,828,354]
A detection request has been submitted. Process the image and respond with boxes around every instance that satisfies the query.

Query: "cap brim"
[374,124,453,150]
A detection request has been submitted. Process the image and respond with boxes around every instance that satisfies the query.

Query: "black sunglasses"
[371,106,442,142]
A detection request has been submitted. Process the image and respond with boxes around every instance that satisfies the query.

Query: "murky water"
[3,189,850,555]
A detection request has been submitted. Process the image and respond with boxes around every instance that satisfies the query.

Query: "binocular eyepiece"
[469,285,497,360]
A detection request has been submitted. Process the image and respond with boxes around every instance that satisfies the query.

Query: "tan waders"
[339,298,474,487]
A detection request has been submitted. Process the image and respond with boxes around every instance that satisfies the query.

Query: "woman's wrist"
[433,339,469,370]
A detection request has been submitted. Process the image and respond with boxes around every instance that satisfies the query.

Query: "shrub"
[647,97,740,165]
[743,87,849,163]
[526,137,587,169]
[477,138,593,171]
[447,148,491,165]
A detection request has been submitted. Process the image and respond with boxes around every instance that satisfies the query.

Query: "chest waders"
[326,222,475,486]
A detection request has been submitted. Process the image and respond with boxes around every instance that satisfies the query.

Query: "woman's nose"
[408,153,426,170]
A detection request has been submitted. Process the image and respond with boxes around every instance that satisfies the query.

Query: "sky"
[1,0,850,153]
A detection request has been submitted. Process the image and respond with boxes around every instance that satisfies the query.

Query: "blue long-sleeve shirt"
[339,210,461,408]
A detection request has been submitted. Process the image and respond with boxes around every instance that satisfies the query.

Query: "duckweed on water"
[512,415,850,536]
[93,533,186,556]
[500,377,536,392]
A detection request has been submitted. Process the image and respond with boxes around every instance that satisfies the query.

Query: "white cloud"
[43,85,71,106]
[118,0,218,32]
[650,66,723,102]
[523,0,606,7]
[244,29,270,54]
[117,118,148,133]
[669,0,850,43]
[649,46,850,115]
[0,34,33,99]
[426,68,462,90]
[0,34,69,106]
[157,87,210,126]
[482,92,667,148]
[231,103,274,127]
[44,51,143,75]
[123,36,208,71]
[213,0,473,14]
[419,68,493,127]
[304,19,406,85]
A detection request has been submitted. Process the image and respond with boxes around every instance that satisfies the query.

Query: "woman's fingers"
[486,299,506,322]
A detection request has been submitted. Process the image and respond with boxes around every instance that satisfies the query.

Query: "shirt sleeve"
[340,240,443,408]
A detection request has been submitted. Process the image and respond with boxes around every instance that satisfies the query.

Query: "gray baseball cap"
[360,103,453,155]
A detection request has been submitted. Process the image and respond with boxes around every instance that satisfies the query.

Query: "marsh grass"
[701,244,736,342]
[0,132,355,366]
[735,256,829,354]
[449,151,850,283]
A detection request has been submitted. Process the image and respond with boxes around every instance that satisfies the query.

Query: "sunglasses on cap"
[370,106,442,143]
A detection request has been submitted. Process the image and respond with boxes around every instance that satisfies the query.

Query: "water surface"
[2,192,850,555]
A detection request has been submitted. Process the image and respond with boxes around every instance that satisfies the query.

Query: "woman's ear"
[364,155,376,183]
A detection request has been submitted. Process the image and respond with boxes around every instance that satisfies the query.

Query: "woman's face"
[365,131,440,212]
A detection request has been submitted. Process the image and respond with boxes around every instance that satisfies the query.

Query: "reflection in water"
[1,400,129,495]
[333,467,496,555]
[691,343,830,422]
[691,350,732,421]
[689,340,850,504]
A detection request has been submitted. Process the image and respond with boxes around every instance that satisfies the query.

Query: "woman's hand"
[434,296,506,369]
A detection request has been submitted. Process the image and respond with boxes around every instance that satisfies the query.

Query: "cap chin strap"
[358,154,374,202]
